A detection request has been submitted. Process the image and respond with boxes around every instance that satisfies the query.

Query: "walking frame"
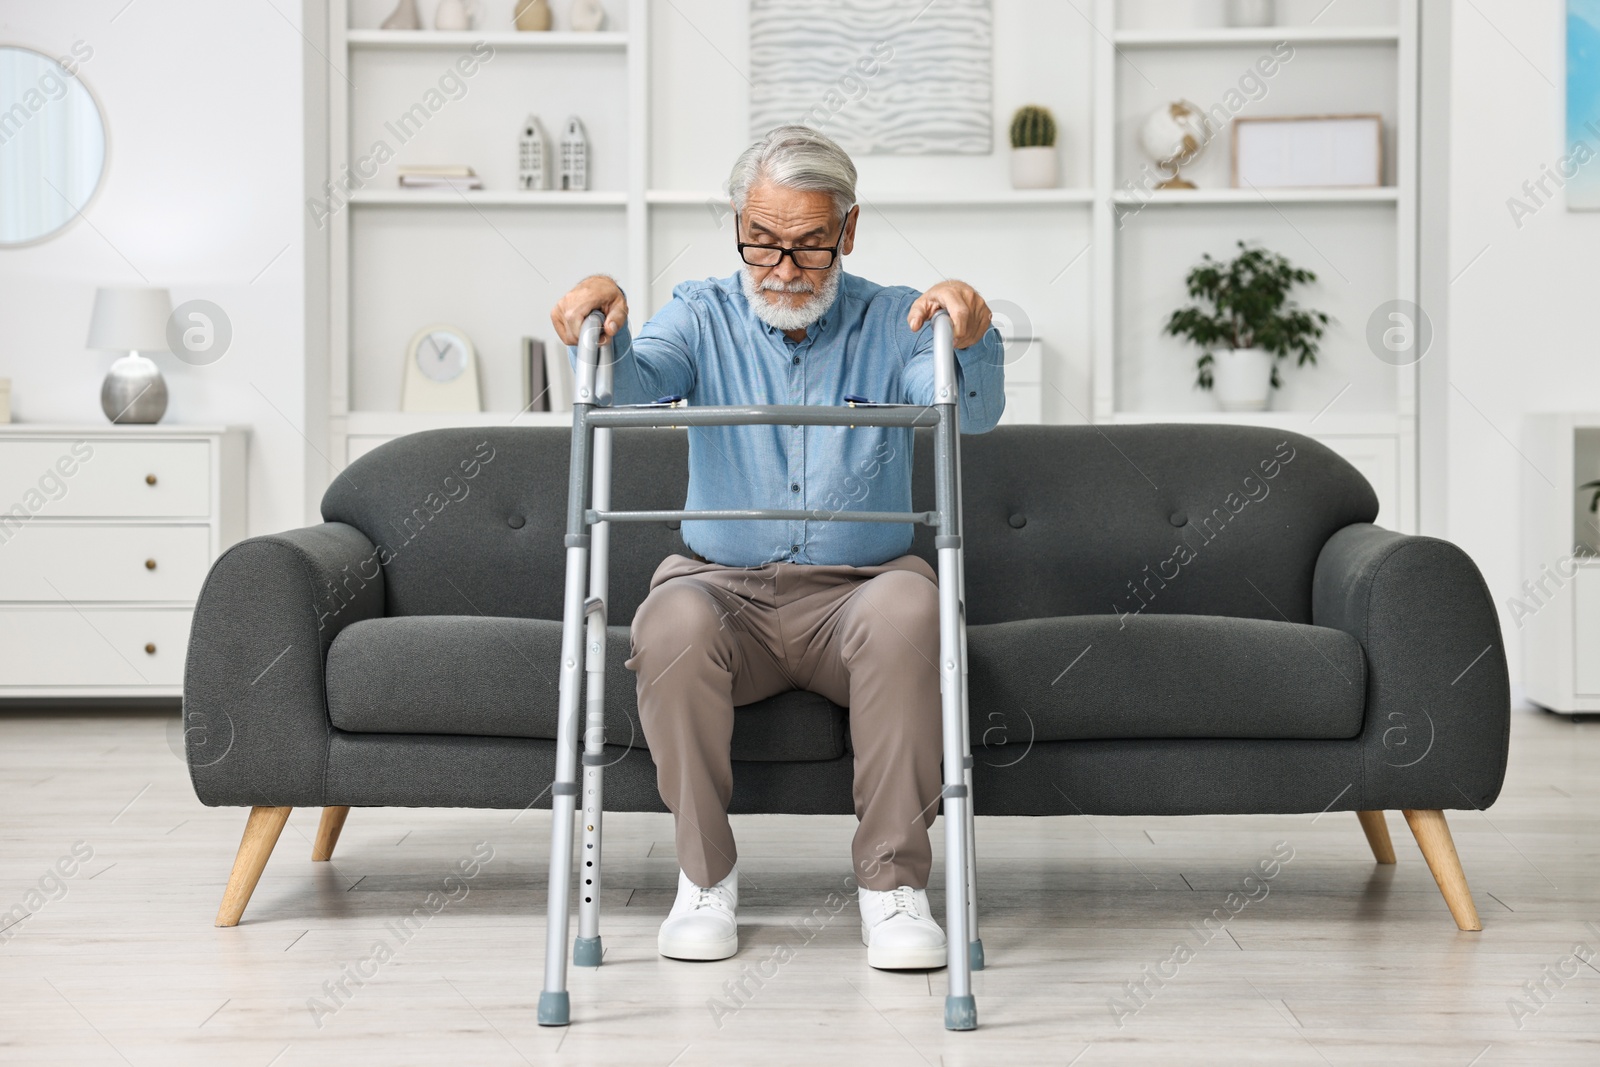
[538,308,983,1031]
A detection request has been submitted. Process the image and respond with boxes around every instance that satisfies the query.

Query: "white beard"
[741,262,842,333]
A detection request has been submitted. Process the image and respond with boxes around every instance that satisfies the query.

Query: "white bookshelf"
[1091,0,1417,531]
[316,0,1421,530]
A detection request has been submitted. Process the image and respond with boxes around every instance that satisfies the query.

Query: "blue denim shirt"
[575,271,1005,567]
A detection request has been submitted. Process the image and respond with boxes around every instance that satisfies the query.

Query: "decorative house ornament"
[514,0,553,31]
[519,115,550,190]
[749,0,992,155]
[380,0,421,29]
[570,0,607,31]
[560,117,588,191]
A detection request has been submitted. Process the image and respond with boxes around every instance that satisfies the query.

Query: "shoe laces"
[884,886,922,919]
[688,882,733,913]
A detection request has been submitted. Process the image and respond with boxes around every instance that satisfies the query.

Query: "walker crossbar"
[587,508,939,526]
[538,308,981,1032]
[586,403,940,429]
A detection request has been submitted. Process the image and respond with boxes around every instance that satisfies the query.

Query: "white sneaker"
[859,885,947,970]
[658,867,738,961]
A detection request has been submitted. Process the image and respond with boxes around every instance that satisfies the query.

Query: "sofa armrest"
[183,522,385,807]
[1313,523,1510,811]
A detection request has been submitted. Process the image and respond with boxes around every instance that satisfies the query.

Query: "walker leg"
[540,402,602,1026]
[575,426,613,969]
[954,462,982,972]
[934,405,976,1031]
[539,537,588,1025]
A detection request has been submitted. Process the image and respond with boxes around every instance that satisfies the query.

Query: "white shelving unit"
[317,0,1421,531]
[324,0,648,465]
[1091,0,1417,532]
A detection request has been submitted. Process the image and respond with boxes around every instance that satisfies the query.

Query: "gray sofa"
[184,423,1509,932]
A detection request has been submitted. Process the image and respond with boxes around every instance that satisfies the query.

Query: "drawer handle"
[145,559,157,571]
[145,474,158,486]
[144,642,157,655]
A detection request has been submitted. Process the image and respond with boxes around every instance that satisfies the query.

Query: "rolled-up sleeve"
[900,321,1006,433]
[569,293,698,405]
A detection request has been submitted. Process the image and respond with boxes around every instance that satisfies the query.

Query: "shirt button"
[792,355,801,365]
[790,483,800,492]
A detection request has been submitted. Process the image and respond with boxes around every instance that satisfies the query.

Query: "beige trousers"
[624,551,943,891]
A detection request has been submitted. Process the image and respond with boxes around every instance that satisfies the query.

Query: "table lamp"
[87,287,173,424]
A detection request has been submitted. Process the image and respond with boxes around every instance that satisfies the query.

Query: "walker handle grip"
[575,309,613,407]
[931,308,957,406]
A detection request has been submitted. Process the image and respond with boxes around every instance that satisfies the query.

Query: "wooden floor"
[2,701,1597,1065]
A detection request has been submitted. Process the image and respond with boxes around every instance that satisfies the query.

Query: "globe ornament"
[1139,100,1209,190]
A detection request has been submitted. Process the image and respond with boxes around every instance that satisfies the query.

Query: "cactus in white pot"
[1009,105,1059,189]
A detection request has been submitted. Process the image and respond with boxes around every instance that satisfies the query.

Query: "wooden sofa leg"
[1402,809,1482,931]
[312,806,351,862]
[215,806,292,928]
[1356,810,1397,864]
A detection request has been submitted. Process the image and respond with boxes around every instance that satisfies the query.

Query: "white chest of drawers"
[0,424,247,698]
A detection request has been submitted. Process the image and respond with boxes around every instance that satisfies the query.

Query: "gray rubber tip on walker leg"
[969,939,985,971]
[944,994,977,1031]
[537,991,570,1026]
[573,936,603,967]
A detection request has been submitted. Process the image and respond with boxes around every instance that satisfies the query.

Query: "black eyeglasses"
[735,209,853,270]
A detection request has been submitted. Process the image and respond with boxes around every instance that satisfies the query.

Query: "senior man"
[551,125,1004,970]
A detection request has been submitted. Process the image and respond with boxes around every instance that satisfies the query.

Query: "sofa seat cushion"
[324,615,847,761]
[967,613,1366,741]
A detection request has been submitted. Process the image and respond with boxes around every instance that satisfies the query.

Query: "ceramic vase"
[570,0,607,32]
[515,0,553,30]
[380,0,421,30]
[435,0,481,30]
[1224,0,1275,27]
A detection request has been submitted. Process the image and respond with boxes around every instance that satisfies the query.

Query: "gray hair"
[727,125,858,222]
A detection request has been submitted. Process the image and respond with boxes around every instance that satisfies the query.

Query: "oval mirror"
[0,44,107,247]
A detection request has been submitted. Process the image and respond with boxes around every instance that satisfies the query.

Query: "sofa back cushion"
[914,424,1378,625]
[323,423,1375,626]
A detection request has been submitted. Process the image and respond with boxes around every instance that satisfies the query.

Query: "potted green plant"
[1009,105,1058,189]
[1163,241,1329,411]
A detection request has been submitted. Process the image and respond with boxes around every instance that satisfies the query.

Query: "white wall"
[0,0,1579,690]
[1444,0,1599,683]
[0,0,310,536]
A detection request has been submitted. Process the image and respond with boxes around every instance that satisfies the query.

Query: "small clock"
[401,324,482,413]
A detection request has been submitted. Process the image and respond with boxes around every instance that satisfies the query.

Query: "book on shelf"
[521,337,549,413]
[397,164,475,177]
[397,165,482,190]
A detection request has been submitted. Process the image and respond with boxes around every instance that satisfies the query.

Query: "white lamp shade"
[87,287,173,353]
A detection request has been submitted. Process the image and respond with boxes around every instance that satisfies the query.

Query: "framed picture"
[1569,0,1600,209]
[1231,114,1384,189]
